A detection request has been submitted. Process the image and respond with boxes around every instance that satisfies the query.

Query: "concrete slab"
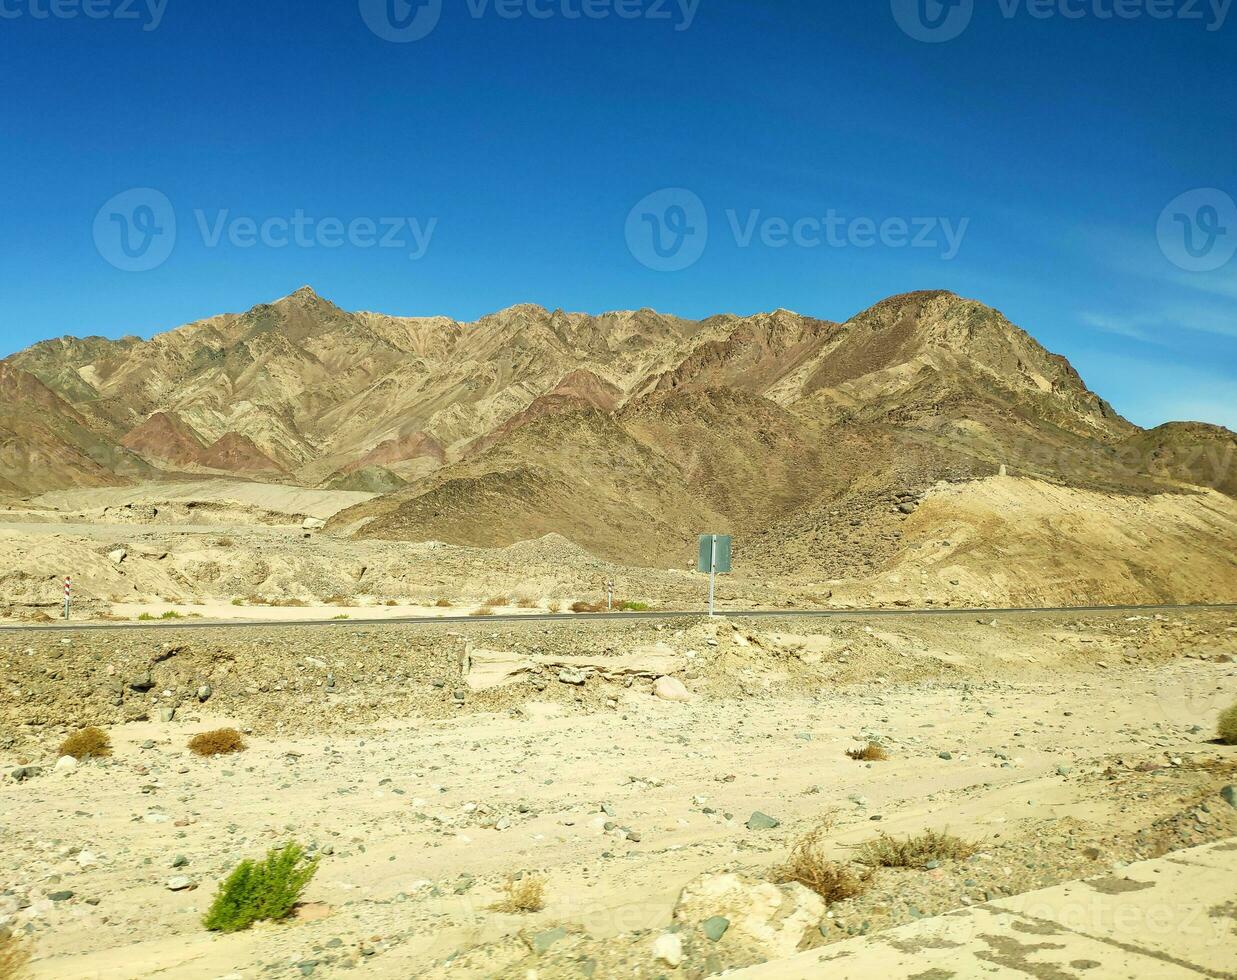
[731,840,1237,979]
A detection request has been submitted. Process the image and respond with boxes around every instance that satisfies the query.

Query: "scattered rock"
[653,676,691,702]
[652,932,683,968]
[701,916,730,941]
[746,811,780,831]
[674,873,825,959]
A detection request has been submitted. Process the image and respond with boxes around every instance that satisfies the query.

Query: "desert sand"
[2,610,1234,978]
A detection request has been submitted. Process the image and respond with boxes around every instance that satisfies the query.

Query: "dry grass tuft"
[856,828,977,868]
[58,726,111,760]
[471,605,495,617]
[485,595,509,607]
[515,595,538,609]
[547,600,561,613]
[489,874,546,913]
[571,600,604,613]
[0,930,30,980]
[435,598,453,608]
[188,728,247,757]
[1218,702,1237,745]
[773,819,870,904]
[846,741,889,762]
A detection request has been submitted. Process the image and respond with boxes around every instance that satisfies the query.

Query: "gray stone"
[746,811,780,831]
[938,751,953,760]
[159,707,176,723]
[558,669,587,686]
[166,876,193,891]
[10,766,41,781]
[129,672,155,692]
[196,684,212,703]
[702,915,730,941]
[530,926,567,954]
[171,855,189,868]
[1221,785,1236,809]
[48,890,74,902]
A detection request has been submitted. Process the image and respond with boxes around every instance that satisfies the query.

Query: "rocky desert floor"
[1,609,1235,978]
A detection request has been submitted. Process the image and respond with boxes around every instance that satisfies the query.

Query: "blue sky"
[1,0,1234,428]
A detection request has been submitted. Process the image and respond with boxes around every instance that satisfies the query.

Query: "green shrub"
[1219,702,1237,745]
[617,600,650,612]
[137,613,155,621]
[203,843,319,933]
[160,610,182,620]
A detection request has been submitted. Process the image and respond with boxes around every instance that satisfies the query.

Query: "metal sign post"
[697,535,732,617]
[63,575,71,620]
[707,536,717,616]
[605,579,615,612]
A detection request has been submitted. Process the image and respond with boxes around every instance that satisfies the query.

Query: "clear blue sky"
[2,0,1234,428]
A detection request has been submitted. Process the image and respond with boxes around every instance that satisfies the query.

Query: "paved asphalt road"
[3,602,1234,632]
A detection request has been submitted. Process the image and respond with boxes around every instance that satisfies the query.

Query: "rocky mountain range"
[2,286,1233,569]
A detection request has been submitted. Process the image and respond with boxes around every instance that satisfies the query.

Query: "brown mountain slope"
[120,411,208,466]
[0,364,154,495]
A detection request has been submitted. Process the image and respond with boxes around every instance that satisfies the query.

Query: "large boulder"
[673,873,824,960]
[653,676,691,702]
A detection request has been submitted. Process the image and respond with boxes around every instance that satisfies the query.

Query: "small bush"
[547,600,561,613]
[1218,702,1237,745]
[489,874,546,913]
[188,728,247,757]
[857,829,976,868]
[322,594,349,606]
[58,726,111,760]
[231,597,245,606]
[332,614,350,620]
[774,820,869,904]
[617,600,650,612]
[435,598,453,608]
[215,536,235,548]
[160,610,182,620]
[471,605,495,617]
[846,742,888,762]
[384,599,398,607]
[571,601,603,613]
[515,595,537,609]
[137,612,156,621]
[485,595,509,607]
[0,930,30,980]
[203,842,319,933]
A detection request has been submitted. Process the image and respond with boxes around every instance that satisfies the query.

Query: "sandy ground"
[0,476,1233,625]
[1,611,1234,978]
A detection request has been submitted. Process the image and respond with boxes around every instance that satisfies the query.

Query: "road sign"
[697,535,732,574]
[63,575,71,620]
[697,535,732,616]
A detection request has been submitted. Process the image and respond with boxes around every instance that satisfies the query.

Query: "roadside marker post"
[63,575,71,620]
[697,535,733,617]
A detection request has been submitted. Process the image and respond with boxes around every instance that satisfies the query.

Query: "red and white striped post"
[63,575,71,620]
